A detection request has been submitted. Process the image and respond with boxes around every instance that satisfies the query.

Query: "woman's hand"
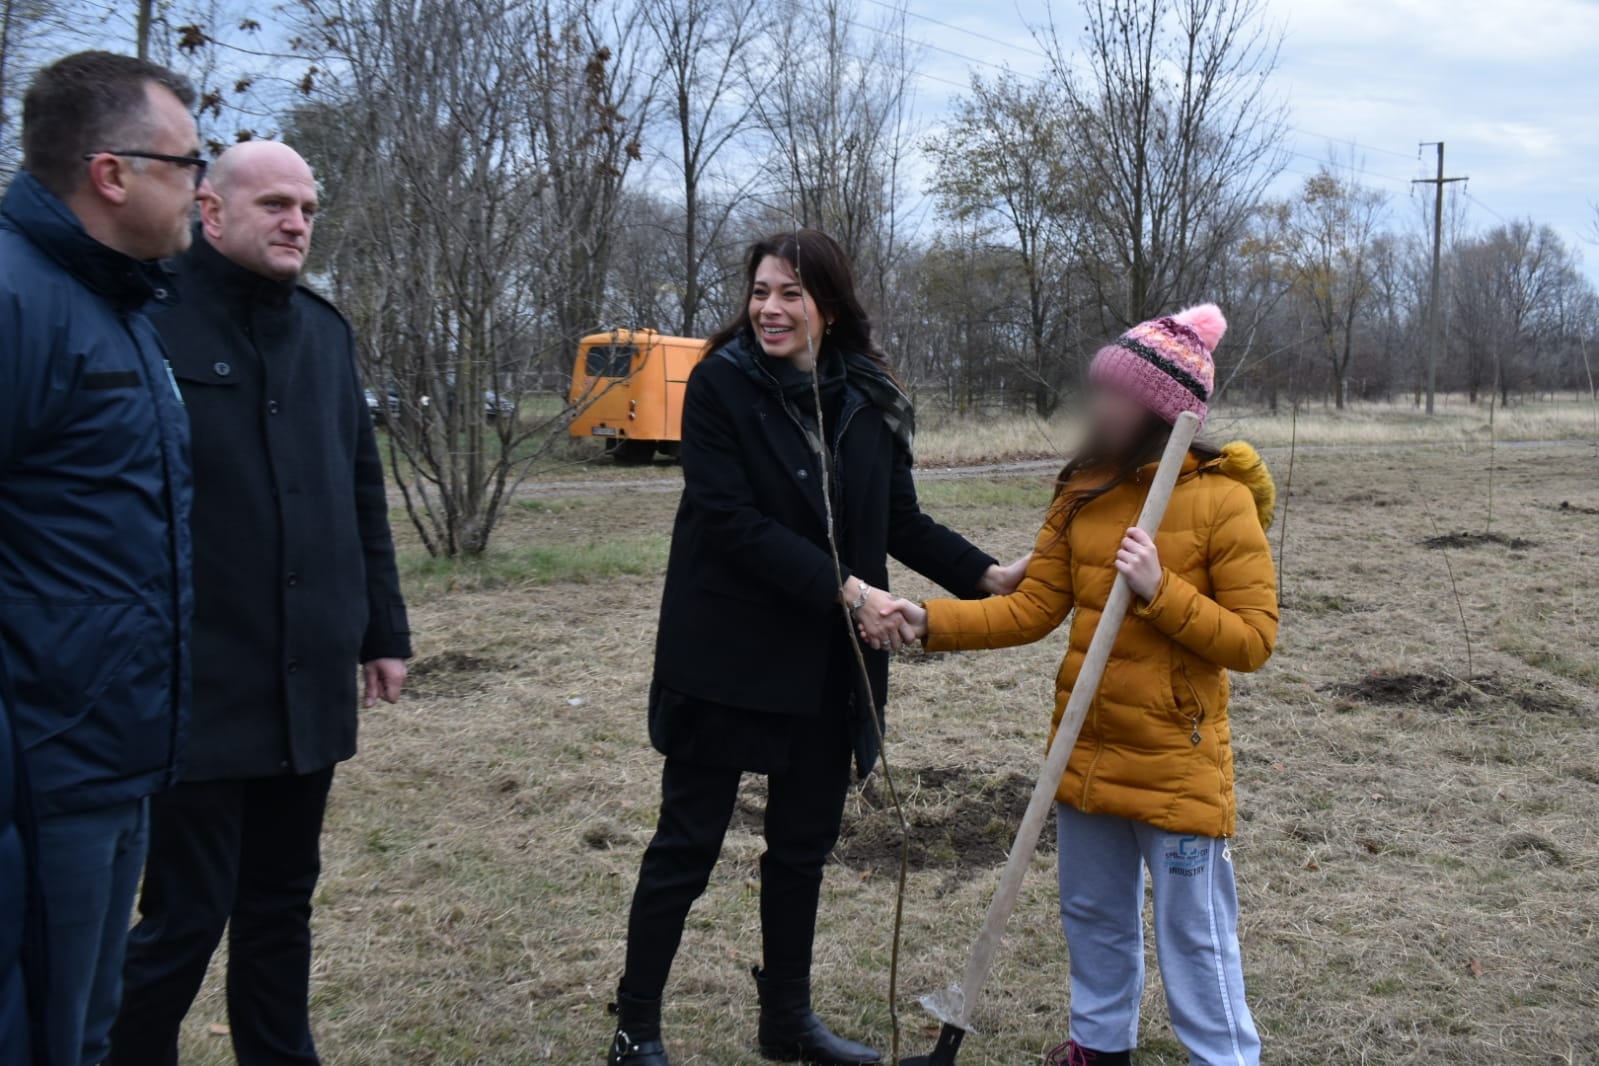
[1115,527,1163,602]
[978,552,1033,596]
[854,587,918,651]
[876,598,928,643]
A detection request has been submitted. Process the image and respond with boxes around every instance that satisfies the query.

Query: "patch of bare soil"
[838,766,1046,875]
[1327,669,1581,717]
[405,650,505,696]
[726,766,1045,876]
[1420,530,1537,550]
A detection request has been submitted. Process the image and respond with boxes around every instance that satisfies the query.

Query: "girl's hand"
[1115,527,1162,602]
[873,598,928,643]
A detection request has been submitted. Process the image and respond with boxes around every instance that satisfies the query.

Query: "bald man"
[107,140,411,1066]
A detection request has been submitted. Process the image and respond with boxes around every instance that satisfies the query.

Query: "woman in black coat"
[608,230,1027,1066]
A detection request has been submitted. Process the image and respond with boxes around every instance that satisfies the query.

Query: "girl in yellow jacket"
[892,305,1278,1066]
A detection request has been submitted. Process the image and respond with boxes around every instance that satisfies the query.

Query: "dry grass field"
[176,410,1599,1065]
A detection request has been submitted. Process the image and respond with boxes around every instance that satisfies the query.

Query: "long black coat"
[155,234,411,781]
[653,342,995,773]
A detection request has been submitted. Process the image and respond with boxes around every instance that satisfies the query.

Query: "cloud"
[915,0,1598,274]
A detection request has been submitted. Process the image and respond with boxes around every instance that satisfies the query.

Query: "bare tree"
[1276,165,1387,408]
[926,73,1084,415]
[292,0,644,556]
[641,0,767,335]
[0,0,72,170]
[1038,0,1287,327]
[755,0,918,315]
[1451,221,1586,407]
[530,0,650,350]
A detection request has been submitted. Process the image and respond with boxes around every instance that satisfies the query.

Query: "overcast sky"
[906,0,1598,272]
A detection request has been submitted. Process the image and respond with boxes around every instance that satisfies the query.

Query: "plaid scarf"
[718,333,916,459]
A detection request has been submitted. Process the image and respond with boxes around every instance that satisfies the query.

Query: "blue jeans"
[1056,804,1261,1066]
[35,799,148,1066]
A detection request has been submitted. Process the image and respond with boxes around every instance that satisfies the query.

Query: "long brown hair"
[705,228,896,377]
[1050,412,1221,531]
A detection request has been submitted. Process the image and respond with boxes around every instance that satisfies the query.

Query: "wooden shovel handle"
[923,411,1201,1031]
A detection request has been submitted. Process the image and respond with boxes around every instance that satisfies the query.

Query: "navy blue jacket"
[0,657,47,1066]
[0,173,193,817]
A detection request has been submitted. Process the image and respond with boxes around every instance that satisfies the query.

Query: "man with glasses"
[0,51,199,1066]
[107,139,411,1066]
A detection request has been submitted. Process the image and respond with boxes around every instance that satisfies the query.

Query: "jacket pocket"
[170,360,243,388]
[0,599,173,788]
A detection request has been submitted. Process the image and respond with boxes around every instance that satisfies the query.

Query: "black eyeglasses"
[83,150,209,189]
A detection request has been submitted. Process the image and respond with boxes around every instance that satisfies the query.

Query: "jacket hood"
[0,171,173,310]
[1204,441,1276,531]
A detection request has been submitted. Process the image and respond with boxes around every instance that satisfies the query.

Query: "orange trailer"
[568,330,708,462]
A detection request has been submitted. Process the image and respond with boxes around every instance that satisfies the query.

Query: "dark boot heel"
[607,990,671,1066]
[753,966,881,1065]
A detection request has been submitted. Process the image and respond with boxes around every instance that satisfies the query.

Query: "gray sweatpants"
[1055,804,1261,1065]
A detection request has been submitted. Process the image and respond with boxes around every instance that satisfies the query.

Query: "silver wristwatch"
[848,582,872,614]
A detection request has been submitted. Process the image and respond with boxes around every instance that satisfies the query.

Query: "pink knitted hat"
[1088,304,1226,426]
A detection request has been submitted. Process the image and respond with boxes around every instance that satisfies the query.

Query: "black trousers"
[622,712,854,999]
[107,769,335,1066]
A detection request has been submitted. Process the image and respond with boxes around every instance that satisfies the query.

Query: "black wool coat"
[155,234,411,781]
[653,341,996,774]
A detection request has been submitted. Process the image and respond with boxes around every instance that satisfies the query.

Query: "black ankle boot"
[752,966,881,1064]
[607,989,670,1065]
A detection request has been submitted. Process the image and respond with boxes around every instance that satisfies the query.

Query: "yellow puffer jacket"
[925,443,1278,839]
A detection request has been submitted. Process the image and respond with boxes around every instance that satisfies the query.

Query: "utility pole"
[1414,142,1467,415]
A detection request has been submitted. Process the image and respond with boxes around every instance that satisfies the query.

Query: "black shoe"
[607,989,670,1065]
[752,966,881,1065]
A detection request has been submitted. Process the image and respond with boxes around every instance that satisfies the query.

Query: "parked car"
[484,390,515,421]
[364,386,401,426]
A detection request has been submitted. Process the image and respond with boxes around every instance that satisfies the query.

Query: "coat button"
[285,572,299,588]
[286,659,300,674]
[153,288,168,300]
[213,361,231,377]
[797,469,809,479]
[267,400,280,415]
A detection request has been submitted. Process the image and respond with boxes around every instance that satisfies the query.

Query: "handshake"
[849,553,1031,653]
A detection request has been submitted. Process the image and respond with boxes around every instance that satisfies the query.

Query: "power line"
[1463,189,1509,224]
[842,6,1427,188]
[856,0,1046,61]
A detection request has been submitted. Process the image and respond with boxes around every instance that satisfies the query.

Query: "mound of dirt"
[1326,669,1581,718]
[838,766,1047,875]
[1499,831,1566,867]
[407,651,505,696]
[1421,531,1537,551]
[728,766,1046,875]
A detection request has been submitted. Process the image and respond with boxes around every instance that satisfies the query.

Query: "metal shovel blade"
[899,1023,965,1065]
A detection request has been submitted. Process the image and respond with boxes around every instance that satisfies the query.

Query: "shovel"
[901,411,1201,1065]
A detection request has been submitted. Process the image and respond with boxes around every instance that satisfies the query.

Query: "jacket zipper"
[1178,664,1205,746]
[127,311,187,784]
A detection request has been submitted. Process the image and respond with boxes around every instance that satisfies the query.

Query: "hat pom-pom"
[1174,303,1227,351]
